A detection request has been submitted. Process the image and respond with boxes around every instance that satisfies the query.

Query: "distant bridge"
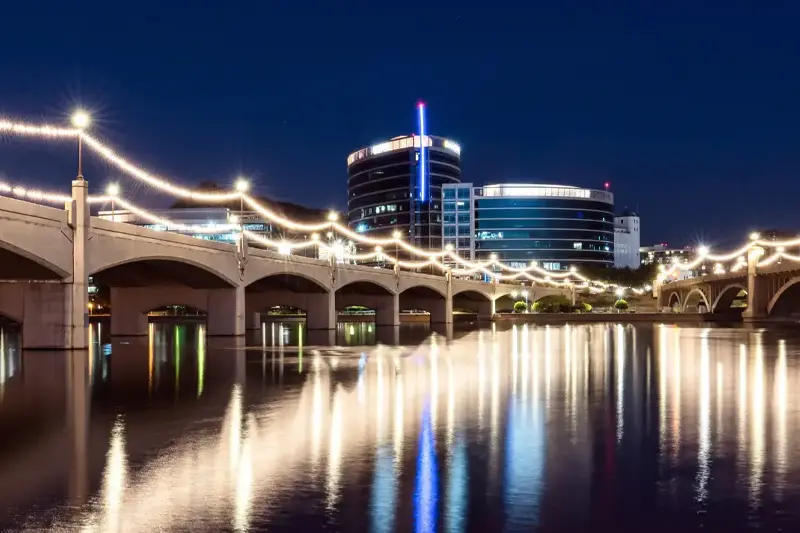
[657,249,800,320]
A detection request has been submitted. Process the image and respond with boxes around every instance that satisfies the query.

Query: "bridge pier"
[743,246,768,321]
[109,286,246,336]
[69,179,90,350]
[375,293,400,327]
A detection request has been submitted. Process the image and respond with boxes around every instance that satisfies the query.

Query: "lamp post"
[106,184,119,222]
[71,110,91,180]
[521,289,528,312]
[393,229,401,263]
[235,178,249,221]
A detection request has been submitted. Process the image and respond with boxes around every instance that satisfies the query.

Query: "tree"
[614,299,629,312]
[513,300,528,313]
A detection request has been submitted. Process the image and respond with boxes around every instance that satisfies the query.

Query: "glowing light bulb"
[392,230,401,239]
[375,246,382,252]
[228,214,240,224]
[106,183,119,196]
[490,253,498,261]
[327,212,338,222]
[445,243,454,251]
[278,243,291,256]
[71,110,90,129]
[778,246,786,253]
[311,233,319,241]
[697,245,709,257]
[750,232,760,240]
[235,178,249,193]
[615,288,624,297]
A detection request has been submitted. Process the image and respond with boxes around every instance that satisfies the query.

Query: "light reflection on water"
[2,323,800,531]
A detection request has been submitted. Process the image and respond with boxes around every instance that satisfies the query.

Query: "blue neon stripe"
[418,104,427,203]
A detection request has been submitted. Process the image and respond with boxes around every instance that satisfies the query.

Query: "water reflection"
[3,323,800,531]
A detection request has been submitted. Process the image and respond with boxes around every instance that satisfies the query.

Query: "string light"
[5,115,800,294]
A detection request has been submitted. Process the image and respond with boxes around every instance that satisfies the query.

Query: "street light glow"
[71,110,91,129]
[235,178,249,193]
[107,183,119,196]
[327,212,338,222]
[697,245,709,257]
[750,232,760,240]
[392,230,401,239]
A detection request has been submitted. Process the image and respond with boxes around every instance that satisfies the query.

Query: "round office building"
[471,183,615,270]
[347,134,462,253]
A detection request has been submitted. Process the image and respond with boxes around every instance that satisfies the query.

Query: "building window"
[443,188,456,199]
[573,242,582,250]
[457,187,470,199]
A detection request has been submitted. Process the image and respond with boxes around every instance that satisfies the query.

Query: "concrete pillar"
[428,298,448,323]
[20,283,71,349]
[477,299,494,321]
[246,312,261,331]
[445,273,453,324]
[570,285,576,306]
[208,287,244,336]
[376,293,400,326]
[653,278,663,308]
[743,246,766,320]
[307,290,336,330]
[70,180,89,350]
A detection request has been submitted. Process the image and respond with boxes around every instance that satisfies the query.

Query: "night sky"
[1,2,799,247]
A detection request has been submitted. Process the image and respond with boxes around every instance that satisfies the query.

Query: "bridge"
[656,246,800,320]
[0,180,569,349]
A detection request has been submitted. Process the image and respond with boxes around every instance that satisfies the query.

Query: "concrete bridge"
[656,247,800,321]
[0,181,568,349]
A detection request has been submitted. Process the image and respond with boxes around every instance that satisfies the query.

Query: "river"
[0,320,799,532]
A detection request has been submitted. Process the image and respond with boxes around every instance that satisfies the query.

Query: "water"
[2,320,800,532]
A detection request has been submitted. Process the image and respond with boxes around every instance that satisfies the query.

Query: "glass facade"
[443,184,615,271]
[347,135,461,256]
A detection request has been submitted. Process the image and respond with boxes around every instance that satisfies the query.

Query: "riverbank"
[493,312,738,324]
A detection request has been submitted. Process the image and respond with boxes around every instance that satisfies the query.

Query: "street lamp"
[392,229,401,261]
[71,110,91,179]
[521,289,528,311]
[107,184,119,222]
[328,211,338,222]
[235,177,249,221]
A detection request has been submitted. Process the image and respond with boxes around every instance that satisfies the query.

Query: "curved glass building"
[443,183,615,271]
[347,134,461,252]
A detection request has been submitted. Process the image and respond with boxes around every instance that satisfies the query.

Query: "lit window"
[573,242,582,250]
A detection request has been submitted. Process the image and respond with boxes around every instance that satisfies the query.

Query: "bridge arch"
[91,256,237,288]
[768,277,800,317]
[712,283,747,313]
[682,288,710,313]
[667,292,681,311]
[453,289,494,320]
[399,285,447,322]
[0,242,70,280]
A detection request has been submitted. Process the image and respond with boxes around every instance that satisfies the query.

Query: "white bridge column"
[375,293,400,327]
[207,285,245,336]
[69,180,89,350]
[743,245,767,320]
[306,290,336,330]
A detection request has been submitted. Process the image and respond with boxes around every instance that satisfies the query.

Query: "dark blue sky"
[1,1,799,247]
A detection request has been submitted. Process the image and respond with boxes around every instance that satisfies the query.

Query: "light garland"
[10,115,798,295]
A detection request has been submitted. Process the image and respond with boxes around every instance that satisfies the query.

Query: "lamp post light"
[71,110,91,180]
[106,183,119,222]
[392,229,401,261]
[235,178,249,221]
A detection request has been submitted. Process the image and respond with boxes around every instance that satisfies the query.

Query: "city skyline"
[2,3,799,248]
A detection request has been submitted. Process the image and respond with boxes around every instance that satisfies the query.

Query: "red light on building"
[604,182,610,190]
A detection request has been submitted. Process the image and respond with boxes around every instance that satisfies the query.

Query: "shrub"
[582,302,592,312]
[531,294,571,313]
[614,299,629,311]
[513,300,528,313]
